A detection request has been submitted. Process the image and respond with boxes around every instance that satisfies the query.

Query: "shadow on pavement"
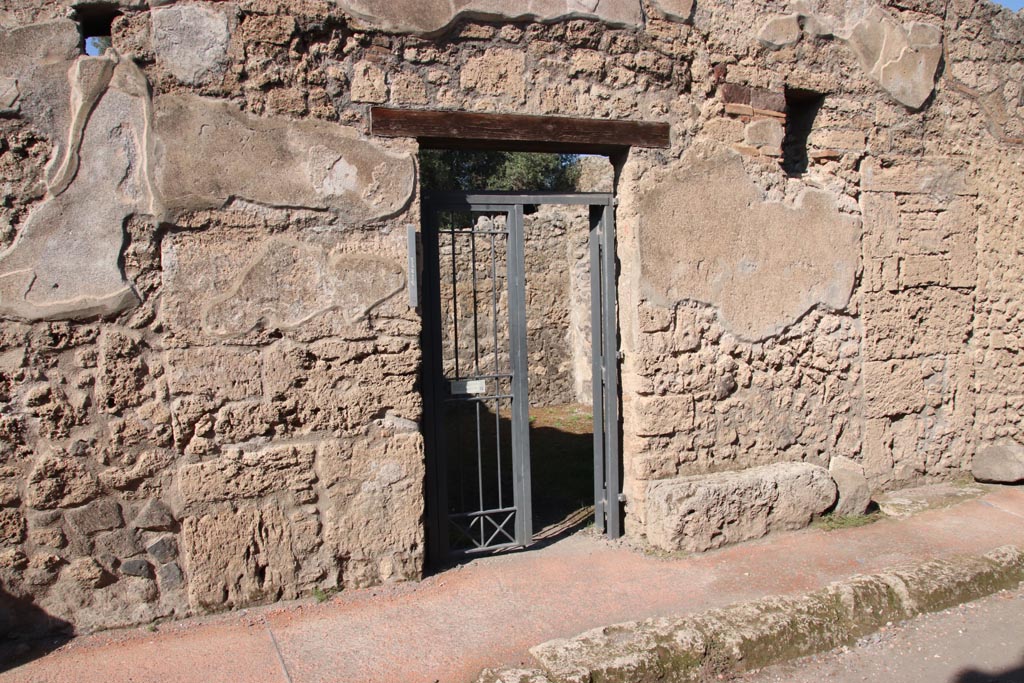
[954,657,1024,683]
[0,585,72,673]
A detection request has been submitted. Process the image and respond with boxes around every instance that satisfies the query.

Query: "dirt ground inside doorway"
[529,403,595,539]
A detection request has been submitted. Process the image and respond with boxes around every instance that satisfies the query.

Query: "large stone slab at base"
[973,441,1024,484]
[644,462,837,553]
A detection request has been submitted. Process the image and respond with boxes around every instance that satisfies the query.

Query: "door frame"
[420,191,621,563]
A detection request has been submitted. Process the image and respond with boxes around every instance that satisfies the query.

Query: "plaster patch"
[0,55,151,321]
[153,94,415,221]
[334,0,644,35]
[637,142,860,341]
[756,5,942,109]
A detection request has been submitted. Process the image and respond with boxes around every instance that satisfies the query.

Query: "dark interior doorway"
[419,152,620,562]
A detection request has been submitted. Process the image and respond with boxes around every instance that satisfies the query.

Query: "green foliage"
[813,511,882,531]
[419,150,581,192]
[311,586,331,603]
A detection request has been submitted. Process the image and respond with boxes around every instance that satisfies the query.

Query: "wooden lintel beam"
[371,107,670,153]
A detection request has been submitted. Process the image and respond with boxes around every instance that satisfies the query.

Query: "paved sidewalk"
[3,485,1024,683]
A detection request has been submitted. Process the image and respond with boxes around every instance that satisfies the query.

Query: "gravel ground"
[736,584,1024,683]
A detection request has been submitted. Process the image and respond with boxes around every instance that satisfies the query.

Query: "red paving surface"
[3,485,1024,683]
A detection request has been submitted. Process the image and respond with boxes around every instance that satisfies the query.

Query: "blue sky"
[994,0,1024,9]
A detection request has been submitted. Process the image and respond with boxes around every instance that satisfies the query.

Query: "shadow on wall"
[0,587,72,673]
[954,659,1024,683]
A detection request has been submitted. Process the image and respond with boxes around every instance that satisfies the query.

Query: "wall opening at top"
[781,88,825,176]
[72,2,121,55]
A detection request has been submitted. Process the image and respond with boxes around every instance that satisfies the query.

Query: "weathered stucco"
[637,141,860,341]
[0,0,1022,637]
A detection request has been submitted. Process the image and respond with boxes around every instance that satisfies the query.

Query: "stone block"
[94,528,142,558]
[177,443,317,511]
[750,87,786,114]
[164,347,262,401]
[200,237,406,338]
[644,463,837,552]
[390,72,428,105]
[650,0,694,22]
[758,14,801,49]
[351,61,387,103]
[239,14,296,45]
[972,441,1024,484]
[828,456,872,516]
[460,49,526,103]
[808,129,867,151]
[151,4,231,84]
[65,500,123,536]
[25,452,101,510]
[181,503,304,609]
[861,192,899,256]
[0,509,25,547]
[744,118,784,153]
[146,535,179,564]
[861,158,974,196]
[863,360,927,418]
[900,255,948,288]
[120,558,154,580]
[631,395,695,436]
[720,83,750,105]
[65,557,113,589]
[862,288,973,361]
[158,561,185,590]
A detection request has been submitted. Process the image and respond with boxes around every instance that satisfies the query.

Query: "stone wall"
[0,0,1022,634]
[525,205,592,407]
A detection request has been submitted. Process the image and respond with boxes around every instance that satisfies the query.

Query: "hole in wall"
[781,88,825,177]
[72,3,121,56]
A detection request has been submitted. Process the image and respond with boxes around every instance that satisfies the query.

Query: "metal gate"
[421,192,620,561]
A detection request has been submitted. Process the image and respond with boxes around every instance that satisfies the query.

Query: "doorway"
[421,192,621,562]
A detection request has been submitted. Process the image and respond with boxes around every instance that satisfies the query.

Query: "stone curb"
[476,545,1024,683]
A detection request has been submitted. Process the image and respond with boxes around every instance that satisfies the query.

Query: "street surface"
[738,585,1024,683]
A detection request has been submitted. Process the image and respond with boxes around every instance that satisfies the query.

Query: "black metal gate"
[421,192,620,561]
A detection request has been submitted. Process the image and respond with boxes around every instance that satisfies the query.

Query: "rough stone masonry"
[0,0,1022,634]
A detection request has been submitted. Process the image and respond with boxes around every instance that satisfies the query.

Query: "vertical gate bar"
[475,399,484,528]
[421,204,448,561]
[470,222,485,539]
[600,202,622,539]
[491,231,503,510]
[450,226,460,379]
[471,226,481,376]
[507,204,533,546]
[588,204,606,531]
